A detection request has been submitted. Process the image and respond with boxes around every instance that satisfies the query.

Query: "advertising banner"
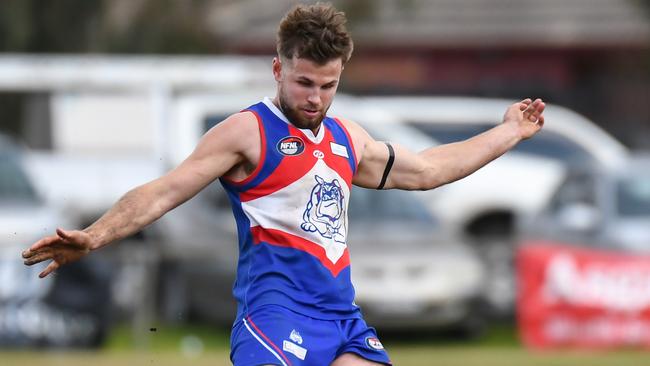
[517,242,650,348]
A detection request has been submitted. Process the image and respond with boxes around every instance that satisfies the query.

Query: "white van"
[360,96,630,314]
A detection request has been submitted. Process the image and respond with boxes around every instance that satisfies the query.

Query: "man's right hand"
[22,228,93,278]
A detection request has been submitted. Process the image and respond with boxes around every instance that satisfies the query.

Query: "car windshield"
[348,187,436,225]
[617,173,650,216]
[0,153,38,202]
[410,122,593,163]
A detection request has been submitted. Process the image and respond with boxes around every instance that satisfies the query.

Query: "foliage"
[0,0,219,54]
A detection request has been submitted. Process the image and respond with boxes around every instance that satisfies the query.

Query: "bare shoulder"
[334,116,370,139]
[333,116,399,189]
[202,110,260,146]
[332,116,373,160]
[192,110,259,158]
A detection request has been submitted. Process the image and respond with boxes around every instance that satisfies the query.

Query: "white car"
[521,154,650,254]
[0,135,112,348]
[360,96,630,314]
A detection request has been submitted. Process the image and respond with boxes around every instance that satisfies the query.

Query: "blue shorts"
[230,305,392,366]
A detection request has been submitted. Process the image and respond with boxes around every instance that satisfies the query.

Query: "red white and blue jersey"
[221,98,360,322]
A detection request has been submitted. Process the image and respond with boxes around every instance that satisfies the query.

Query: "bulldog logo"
[301,175,346,244]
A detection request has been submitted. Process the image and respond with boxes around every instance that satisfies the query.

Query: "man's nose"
[307,89,321,105]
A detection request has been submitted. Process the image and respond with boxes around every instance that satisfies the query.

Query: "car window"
[348,187,436,224]
[617,174,650,216]
[548,172,597,213]
[0,153,38,202]
[409,122,593,163]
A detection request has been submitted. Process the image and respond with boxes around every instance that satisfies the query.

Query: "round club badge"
[365,337,384,351]
[277,136,305,156]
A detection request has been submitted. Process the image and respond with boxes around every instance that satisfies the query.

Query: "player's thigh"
[331,352,385,366]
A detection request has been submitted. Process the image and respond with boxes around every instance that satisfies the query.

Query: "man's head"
[276,2,353,65]
[273,2,353,131]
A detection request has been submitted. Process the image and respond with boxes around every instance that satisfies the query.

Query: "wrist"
[82,227,103,251]
[499,121,524,145]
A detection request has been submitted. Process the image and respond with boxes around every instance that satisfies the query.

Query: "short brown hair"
[277,2,354,65]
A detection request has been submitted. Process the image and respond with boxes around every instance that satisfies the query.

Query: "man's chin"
[292,116,323,130]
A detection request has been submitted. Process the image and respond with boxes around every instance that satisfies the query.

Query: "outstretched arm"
[351,98,545,190]
[23,112,260,277]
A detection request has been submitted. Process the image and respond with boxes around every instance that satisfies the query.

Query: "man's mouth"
[302,108,320,118]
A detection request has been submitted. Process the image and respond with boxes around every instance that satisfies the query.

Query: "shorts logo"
[277,136,305,156]
[283,340,307,360]
[365,337,384,351]
[290,329,303,345]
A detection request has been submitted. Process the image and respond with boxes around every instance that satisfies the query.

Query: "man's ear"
[272,57,282,82]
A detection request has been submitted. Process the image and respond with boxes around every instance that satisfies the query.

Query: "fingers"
[519,98,532,110]
[23,247,53,265]
[56,227,72,240]
[522,98,545,123]
[24,235,60,256]
[23,228,85,260]
[23,233,65,258]
[39,261,60,278]
[22,228,88,279]
[22,228,76,262]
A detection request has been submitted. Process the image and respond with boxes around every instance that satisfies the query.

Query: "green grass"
[2,323,649,366]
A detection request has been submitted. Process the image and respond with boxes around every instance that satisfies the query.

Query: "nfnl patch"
[365,337,384,350]
[277,136,305,156]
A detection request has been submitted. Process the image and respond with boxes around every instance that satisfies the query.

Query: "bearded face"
[272,56,342,132]
[276,86,326,130]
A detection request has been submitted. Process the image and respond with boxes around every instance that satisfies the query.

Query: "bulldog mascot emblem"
[301,175,346,244]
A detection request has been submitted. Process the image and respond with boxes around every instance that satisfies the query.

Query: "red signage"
[517,242,650,349]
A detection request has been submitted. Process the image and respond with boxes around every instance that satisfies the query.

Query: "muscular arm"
[84,112,256,248]
[23,111,260,276]
[351,98,545,190]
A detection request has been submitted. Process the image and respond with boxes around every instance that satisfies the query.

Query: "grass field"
[2,324,649,366]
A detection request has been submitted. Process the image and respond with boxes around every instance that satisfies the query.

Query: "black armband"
[377,142,395,190]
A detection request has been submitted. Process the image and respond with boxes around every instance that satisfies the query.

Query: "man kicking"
[23,3,545,365]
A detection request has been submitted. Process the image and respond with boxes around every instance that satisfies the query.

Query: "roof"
[206,0,650,49]
[0,54,270,92]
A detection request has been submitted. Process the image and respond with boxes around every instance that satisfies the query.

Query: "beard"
[277,90,327,131]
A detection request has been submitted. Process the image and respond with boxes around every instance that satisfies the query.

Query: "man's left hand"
[504,98,545,140]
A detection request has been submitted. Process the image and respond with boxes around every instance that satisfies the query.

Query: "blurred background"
[1,0,650,365]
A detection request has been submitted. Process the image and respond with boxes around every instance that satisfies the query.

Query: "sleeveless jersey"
[221,98,361,322]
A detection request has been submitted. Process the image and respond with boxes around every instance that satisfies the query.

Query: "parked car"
[519,154,650,254]
[348,187,485,333]
[153,92,487,333]
[0,135,111,348]
[360,96,630,315]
